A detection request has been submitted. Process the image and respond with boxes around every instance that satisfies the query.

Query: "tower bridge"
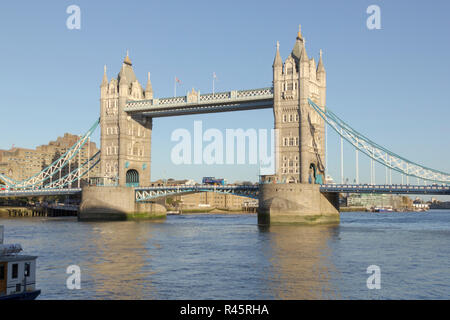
[1,25,449,224]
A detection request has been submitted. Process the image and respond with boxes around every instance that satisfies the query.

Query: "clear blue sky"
[0,0,449,186]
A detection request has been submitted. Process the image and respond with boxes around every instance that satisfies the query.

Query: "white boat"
[0,226,41,300]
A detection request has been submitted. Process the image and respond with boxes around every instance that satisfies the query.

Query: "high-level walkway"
[124,88,274,117]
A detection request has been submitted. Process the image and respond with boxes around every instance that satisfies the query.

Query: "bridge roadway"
[320,184,450,195]
[0,184,448,199]
[124,88,274,117]
[0,188,82,198]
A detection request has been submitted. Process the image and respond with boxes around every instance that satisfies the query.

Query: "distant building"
[346,193,413,210]
[174,192,254,211]
[0,133,100,185]
[147,178,256,211]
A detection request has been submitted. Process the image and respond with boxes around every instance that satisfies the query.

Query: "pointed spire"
[297,24,303,40]
[124,49,132,66]
[317,49,325,73]
[145,72,153,99]
[119,64,128,85]
[273,41,282,67]
[101,65,108,86]
[291,25,304,62]
[300,38,308,62]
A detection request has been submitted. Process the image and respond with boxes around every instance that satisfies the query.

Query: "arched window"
[126,169,139,187]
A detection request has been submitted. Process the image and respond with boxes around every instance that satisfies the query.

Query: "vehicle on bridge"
[202,177,226,186]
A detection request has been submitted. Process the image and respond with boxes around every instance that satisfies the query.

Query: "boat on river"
[0,226,41,300]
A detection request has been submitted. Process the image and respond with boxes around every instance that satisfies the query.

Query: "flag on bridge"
[212,72,218,94]
[174,76,182,97]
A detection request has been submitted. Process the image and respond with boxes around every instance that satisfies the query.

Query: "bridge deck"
[0,184,448,199]
[124,88,274,117]
[320,184,450,195]
[0,188,82,197]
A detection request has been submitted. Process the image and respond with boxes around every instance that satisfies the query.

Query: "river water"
[1,210,450,299]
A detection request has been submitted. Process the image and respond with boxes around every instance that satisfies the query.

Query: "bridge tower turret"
[99,52,152,187]
[145,72,153,100]
[259,26,338,225]
[272,26,326,185]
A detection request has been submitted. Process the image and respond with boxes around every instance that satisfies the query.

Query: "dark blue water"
[1,210,450,299]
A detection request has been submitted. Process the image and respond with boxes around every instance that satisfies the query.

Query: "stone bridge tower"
[272,26,326,184]
[258,26,339,225]
[99,53,153,187]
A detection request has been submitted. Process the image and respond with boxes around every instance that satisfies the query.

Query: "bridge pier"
[79,186,166,221]
[257,183,340,225]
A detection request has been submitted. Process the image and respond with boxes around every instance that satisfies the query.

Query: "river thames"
[1,210,450,299]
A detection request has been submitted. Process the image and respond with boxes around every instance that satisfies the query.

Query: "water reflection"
[82,221,161,299]
[262,224,340,299]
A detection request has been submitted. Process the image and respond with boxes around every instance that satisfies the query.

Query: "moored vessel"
[0,226,41,300]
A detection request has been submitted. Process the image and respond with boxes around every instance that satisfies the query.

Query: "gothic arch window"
[126,169,139,187]
[289,138,295,146]
[133,142,141,156]
[287,176,295,184]
[285,63,293,75]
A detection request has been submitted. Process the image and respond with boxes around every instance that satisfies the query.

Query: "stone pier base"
[257,183,340,225]
[79,186,166,221]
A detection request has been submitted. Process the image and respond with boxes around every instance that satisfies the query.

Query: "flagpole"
[174,76,176,97]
